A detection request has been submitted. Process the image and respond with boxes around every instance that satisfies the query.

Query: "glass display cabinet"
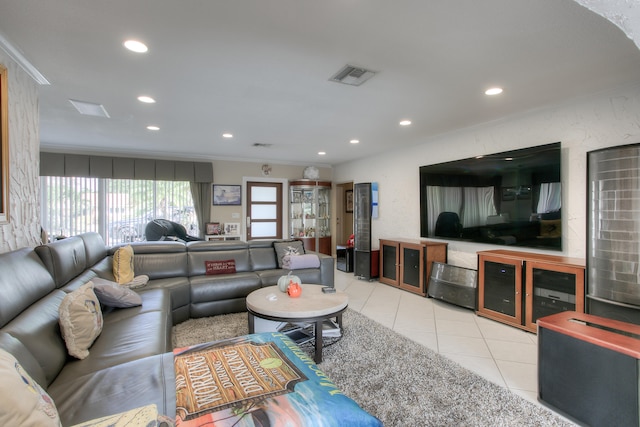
[289,180,331,255]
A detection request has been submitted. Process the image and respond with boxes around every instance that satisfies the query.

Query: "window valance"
[39,152,213,183]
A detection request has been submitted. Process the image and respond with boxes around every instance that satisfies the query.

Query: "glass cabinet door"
[478,254,523,326]
[289,180,331,254]
[400,244,423,292]
[379,240,399,286]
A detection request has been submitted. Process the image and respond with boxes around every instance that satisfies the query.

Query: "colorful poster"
[175,341,305,420]
[173,332,382,427]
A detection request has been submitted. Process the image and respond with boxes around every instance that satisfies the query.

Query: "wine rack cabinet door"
[478,253,523,328]
[379,240,399,287]
[399,243,425,295]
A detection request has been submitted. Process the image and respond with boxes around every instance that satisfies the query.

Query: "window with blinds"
[41,176,198,246]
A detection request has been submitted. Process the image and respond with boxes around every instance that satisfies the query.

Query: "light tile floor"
[334,269,576,424]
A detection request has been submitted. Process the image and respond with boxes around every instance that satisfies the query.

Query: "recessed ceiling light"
[505,157,513,161]
[222,133,233,138]
[318,151,326,156]
[350,139,360,144]
[485,87,503,95]
[124,40,148,53]
[137,95,155,103]
[399,120,412,126]
[146,125,160,131]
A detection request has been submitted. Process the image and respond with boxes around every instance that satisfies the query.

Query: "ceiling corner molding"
[0,31,50,85]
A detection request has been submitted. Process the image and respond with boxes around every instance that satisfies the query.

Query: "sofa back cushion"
[109,242,188,280]
[249,241,278,271]
[0,248,56,327]
[1,290,70,387]
[0,331,47,388]
[79,232,108,267]
[35,236,88,288]
[187,241,250,276]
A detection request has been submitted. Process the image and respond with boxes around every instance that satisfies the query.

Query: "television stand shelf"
[477,249,585,333]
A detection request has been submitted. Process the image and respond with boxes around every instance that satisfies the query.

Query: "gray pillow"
[92,278,142,308]
[273,240,305,268]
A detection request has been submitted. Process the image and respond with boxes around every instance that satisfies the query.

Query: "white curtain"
[462,187,497,228]
[426,186,462,235]
[537,182,562,213]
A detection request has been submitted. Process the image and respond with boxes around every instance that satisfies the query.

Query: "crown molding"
[0,31,49,85]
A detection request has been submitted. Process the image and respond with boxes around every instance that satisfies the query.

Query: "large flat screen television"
[420,142,562,250]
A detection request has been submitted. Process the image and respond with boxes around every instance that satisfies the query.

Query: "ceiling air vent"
[329,64,376,86]
[252,143,272,148]
[69,99,110,118]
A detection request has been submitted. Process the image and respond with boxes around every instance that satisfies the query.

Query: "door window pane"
[251,222,277,237]
[251,186,277,202]
[251,205,277,220]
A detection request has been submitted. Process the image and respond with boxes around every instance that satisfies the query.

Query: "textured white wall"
[0,51,41,253]
[575,0,640,50]
[334,83,640,269]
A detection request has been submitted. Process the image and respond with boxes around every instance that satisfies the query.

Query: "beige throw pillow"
[59,282,103,359]
[0,349,62,427]
[113,244,135,284]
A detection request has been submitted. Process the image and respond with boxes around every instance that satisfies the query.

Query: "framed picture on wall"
[213,184,241,205]
[345,190,354,213]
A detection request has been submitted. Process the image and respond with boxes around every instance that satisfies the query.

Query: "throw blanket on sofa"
[173,333,381,427]
[282,254,320,270]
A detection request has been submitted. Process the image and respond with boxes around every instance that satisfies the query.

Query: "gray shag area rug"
[173,309,574,427]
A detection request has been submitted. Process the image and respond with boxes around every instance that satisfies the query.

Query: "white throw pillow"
[59,282,103,359]
[0,349,62,427]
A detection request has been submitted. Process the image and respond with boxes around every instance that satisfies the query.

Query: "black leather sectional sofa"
[0,232,333,425]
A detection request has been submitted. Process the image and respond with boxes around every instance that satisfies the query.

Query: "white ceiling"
[1,0,639,167]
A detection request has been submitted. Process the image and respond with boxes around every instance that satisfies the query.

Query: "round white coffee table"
[246,284,348,363]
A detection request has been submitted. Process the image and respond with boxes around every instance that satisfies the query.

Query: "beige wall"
[211,160,332,239]
[0,51,41,253]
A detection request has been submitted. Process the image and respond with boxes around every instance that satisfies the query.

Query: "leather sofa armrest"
[315,252,335,287]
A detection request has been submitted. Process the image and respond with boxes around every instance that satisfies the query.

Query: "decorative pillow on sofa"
[113,244,135,284]
[205,259,236,275]
[282,253,320,270]
[0,348,62,427]
[273,240,305,268]
[59,282,103,359]
[91,278,142,308]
